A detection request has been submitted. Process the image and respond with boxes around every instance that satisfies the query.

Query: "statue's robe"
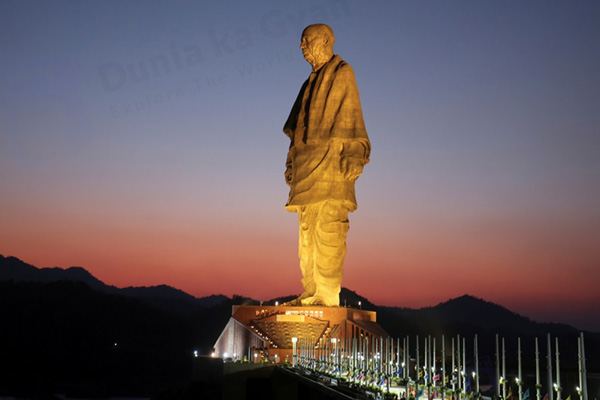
[283,55,371,212]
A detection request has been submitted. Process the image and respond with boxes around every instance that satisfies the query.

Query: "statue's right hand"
[285,166,293,186]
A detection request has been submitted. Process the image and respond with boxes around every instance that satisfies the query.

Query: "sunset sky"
[1,1,599,331]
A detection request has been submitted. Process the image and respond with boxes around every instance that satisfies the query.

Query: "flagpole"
[373,337,376,375]
[518,337,523,400]
[442,335,446,398]
[389,336,392,393]
[536,337,542,400]
[475,334,480,394]
[376,336,379,374]
[381,336,384,374]
[389,336,392,377]
[502,337,506,400]
[555,337,561,400]
[433,336,437,387]
[578,336,583,400]
[383,336,386,377]
[363,336,366,372]
[372,335,375,375]
[462,337,467,396]
[496,334,501,399]
[399,337,402,379]
[364,336,368,372]
[417,335,420,386]
[547,334,554,400]
[430,335,433,391]
[580,332,588,400]
[407,335,410,381]
[425,337,429,389]
[373,335,377,375]
[452,337,456,396]
[385,337,394,375]
[457,334,462,398]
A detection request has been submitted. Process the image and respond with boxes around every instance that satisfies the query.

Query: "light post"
[554,383,562,400]
[292,337,298,367]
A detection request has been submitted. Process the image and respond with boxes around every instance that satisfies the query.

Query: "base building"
[213,305,388,362]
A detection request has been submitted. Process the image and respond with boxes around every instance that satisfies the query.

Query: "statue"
[283,24,370,306]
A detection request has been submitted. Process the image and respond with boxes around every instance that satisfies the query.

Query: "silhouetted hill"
[379,294,539,337]
[0,255,229,314]
[379,294,583,338]
[197,293,230,307]
[0,255,108,290]
[121,284,198,301]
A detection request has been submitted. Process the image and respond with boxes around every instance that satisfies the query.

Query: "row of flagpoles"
[291,332,589,400]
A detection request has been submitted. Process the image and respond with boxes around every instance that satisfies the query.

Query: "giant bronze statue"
[283,24,371,307]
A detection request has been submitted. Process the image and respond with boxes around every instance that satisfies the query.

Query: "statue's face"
[300,27,329,66]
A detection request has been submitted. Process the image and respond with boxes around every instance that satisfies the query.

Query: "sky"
[1,0,599,332]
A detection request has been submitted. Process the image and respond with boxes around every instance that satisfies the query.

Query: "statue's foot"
[282,291,312,306]
[300,296,329,306]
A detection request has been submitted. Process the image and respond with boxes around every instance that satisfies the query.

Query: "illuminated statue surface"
[283,24,370,306]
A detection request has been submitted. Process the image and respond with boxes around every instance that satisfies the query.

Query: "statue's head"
[300,24,335,70]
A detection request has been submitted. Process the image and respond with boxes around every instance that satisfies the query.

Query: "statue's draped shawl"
[283,55,370,211]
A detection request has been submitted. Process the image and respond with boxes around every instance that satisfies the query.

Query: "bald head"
[300,24,335,71]
[302,24,335,47]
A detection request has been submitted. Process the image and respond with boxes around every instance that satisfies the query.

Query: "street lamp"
[553,382,562,400]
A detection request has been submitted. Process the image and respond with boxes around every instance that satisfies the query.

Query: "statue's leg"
[283,205,317,306]
[299,205,317,297]
[301,200,349,306]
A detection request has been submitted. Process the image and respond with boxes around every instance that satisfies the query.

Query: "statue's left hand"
[341,157,364,180]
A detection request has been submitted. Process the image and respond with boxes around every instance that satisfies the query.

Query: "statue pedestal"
[213,305,388,363]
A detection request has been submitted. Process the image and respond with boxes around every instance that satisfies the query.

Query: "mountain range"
[0,254,597,398]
